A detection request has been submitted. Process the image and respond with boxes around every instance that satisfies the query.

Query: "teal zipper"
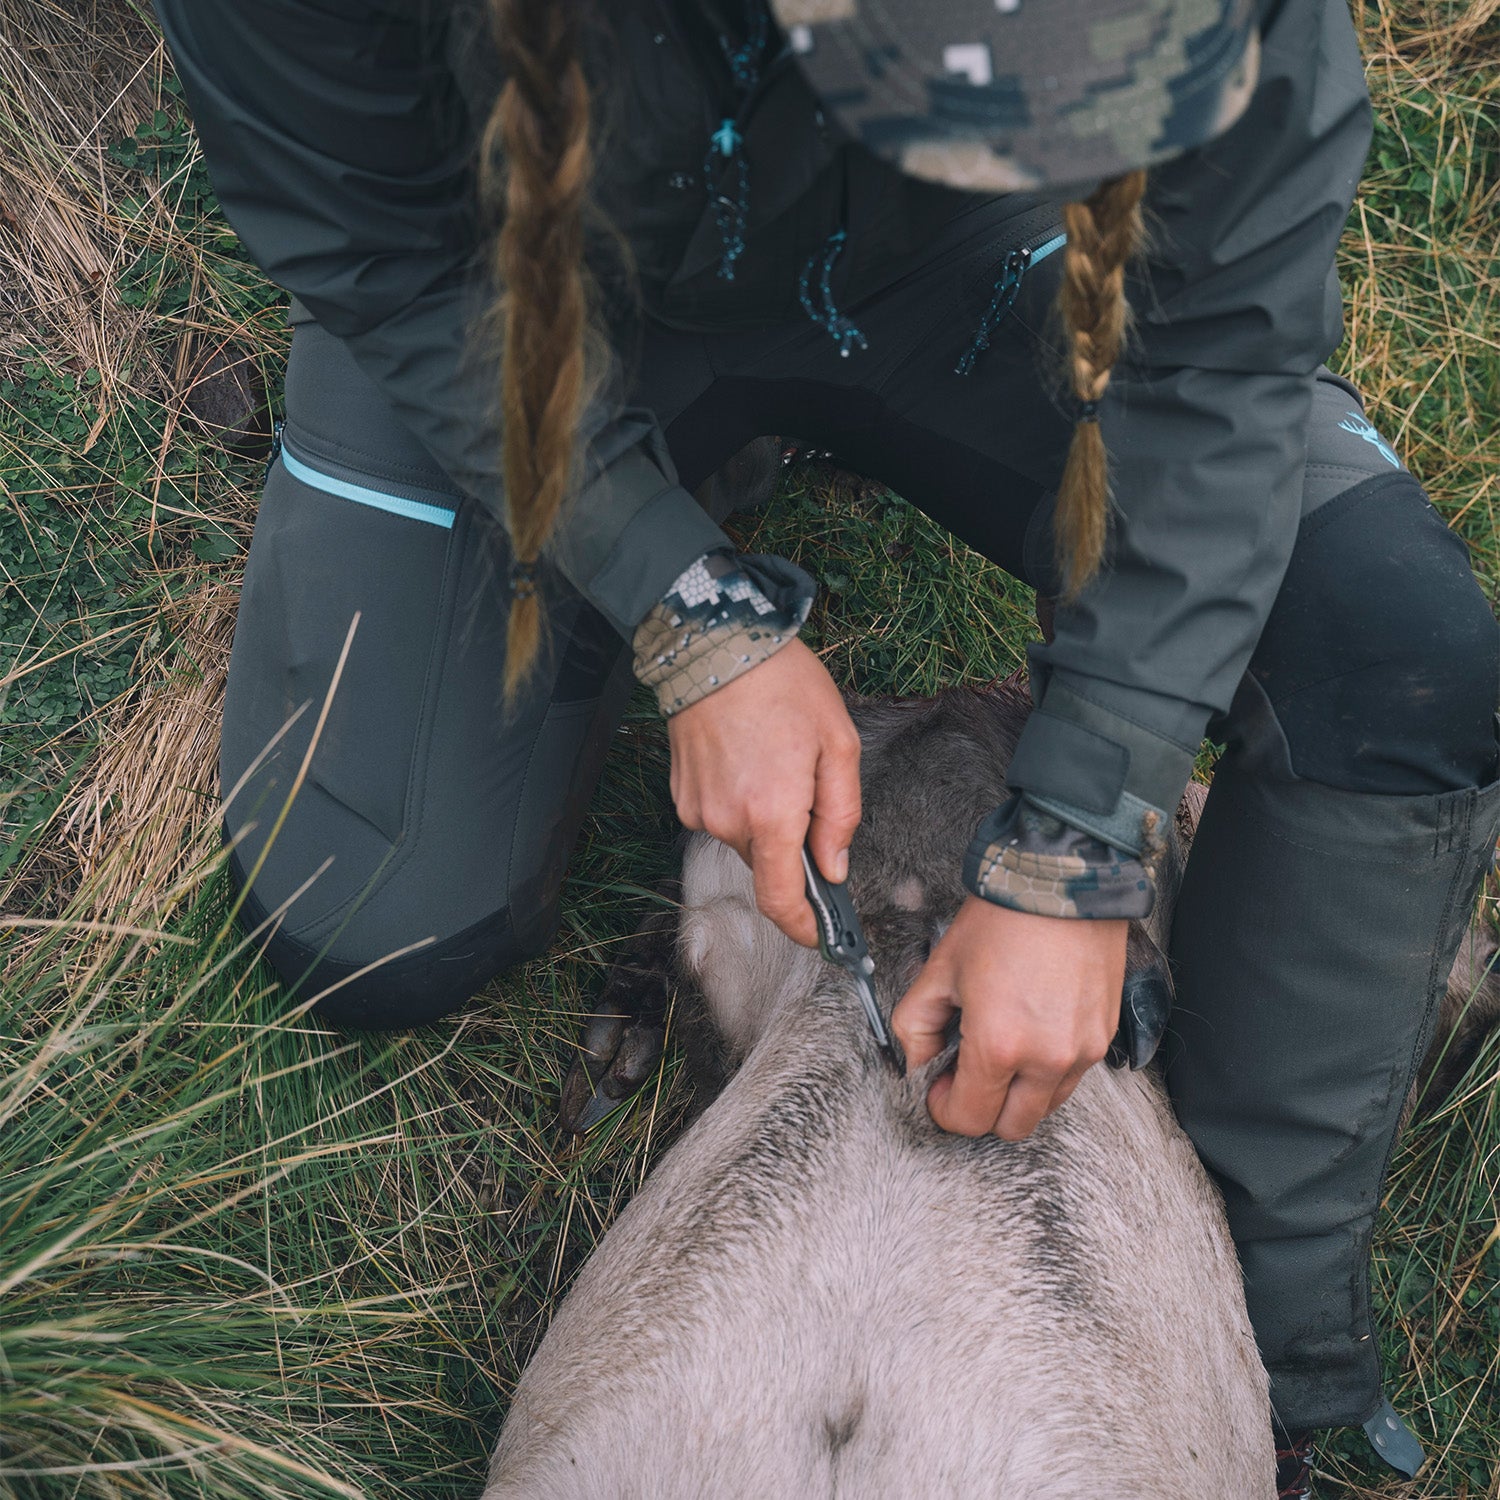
[278,436,456,530]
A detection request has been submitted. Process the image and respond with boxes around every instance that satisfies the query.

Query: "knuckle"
[976,1042,1021,1078]
[747,807,799,844]
[1039,1047,1079,1077]
[708,816,744,852]
[1080,1025,1115,1066]
[695,793,728,825]
[891,1018,921,1057]
[832,729,863,765]
[833,796,863,828]
[978,1050,1026,1086]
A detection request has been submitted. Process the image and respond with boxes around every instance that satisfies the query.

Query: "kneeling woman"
[154,0,1500,1489]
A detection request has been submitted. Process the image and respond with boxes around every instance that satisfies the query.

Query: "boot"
[1274,1432,1313,1500]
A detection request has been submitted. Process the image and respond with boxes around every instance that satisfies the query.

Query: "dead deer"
[485,680,1288,1498]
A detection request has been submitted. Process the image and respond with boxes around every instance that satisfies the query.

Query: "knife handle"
[801,844,870,968]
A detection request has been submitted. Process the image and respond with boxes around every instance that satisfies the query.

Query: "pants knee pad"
[1242,471,1498,794]
[233,845,558,1029]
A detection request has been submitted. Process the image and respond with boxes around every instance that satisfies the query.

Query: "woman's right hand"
[666,638,863,948]
[892,897,1126,1140]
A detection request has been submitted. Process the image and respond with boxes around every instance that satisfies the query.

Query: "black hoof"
[1107,966,1174,1071]
[559,1005,667,1134]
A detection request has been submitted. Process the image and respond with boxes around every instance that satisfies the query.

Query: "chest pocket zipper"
[955,230,1067,376]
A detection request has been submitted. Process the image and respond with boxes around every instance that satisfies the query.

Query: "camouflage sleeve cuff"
[632,549,816,718]
[962,794,1155,920]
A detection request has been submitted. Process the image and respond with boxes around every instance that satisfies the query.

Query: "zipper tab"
[955,232,1064,377]
[263,417,285,487]
[712,118,742,157]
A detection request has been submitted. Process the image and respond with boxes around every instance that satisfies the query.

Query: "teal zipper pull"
[712,118,742,157]
[956,246,1032,376]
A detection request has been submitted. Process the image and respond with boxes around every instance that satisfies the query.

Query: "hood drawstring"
[706,121,749,281]
[721,3,768,90]
[706,3,769,282]
[799,229,868,358]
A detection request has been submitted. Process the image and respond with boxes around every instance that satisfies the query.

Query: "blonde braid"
[483,0,594,698]
[1054,170,1148,597]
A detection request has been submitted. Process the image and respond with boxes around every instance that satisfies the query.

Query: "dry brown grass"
[0,0,164,387]
[1339,0,1500,571]
[52,579,235,919]
[0,0,274,962]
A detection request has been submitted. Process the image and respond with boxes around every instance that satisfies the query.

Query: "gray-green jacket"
[153,0,1373,854]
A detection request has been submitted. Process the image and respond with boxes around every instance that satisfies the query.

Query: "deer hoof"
[559,1006,667,1134]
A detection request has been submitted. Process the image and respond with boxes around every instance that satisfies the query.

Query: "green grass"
[2,2,1498,1496]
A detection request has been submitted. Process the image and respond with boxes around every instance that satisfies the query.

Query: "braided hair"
[482,0,596,698]
[479,0,1144,667]
[1054,171,1148,597]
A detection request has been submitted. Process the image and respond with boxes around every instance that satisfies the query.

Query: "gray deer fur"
[483,681,1499,1500]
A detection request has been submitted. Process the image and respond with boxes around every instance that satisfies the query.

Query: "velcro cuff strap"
[1006,711,1128,815]
[1023,790,1166,861]
[1005,679,1197,855]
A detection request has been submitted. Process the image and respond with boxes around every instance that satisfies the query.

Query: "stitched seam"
[394,508,469,905]
[1317,368,1364,405]
[1297,472,1417,543]
[1261,658,1393,712]
[1214,797,1436,866]
[506,701,593,907]
[1305,461,1379,481]
[299,505,470,940]
[1361,793,1472,1248]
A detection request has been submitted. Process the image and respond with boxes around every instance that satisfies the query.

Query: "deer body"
[485,688,1281,1498]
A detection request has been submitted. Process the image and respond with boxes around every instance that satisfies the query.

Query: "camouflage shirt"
[964,795,1156,922]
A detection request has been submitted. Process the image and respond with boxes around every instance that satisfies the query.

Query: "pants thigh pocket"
[224,447,460,848]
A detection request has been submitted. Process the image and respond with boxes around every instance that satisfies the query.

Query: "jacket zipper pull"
[263,417,285,487]
[712,118,743,157]
[956,245,1033,376]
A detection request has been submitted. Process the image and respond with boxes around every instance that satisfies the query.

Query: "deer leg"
[559,880,682,1134]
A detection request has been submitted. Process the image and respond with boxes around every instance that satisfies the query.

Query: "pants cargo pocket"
[222,433,461,937]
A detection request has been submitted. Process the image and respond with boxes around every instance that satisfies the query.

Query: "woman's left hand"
[891,898,1127,1141]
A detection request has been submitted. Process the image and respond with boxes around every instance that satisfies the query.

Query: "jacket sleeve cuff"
[1003,677,1199,859]
[632,550,816,717]
[560,449,734,638]
[963,794,1155,920]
